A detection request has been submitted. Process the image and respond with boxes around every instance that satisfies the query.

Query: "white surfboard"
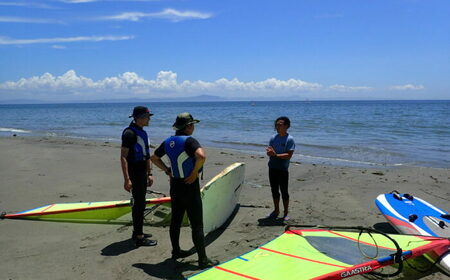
[201,162,245,234]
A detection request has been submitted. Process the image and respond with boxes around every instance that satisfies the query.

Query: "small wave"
[298,154,405,167]
[211,140,266,148]
[45,132,58,137]
[0,127,31,133]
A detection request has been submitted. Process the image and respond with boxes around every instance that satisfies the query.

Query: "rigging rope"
[286,225,404,277]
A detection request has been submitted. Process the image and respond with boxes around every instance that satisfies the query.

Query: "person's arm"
[146,158,154,187]
[266,146,275,156]
[271,150,294,160]
[266,136,275,156]
[266,137,295,160]
[184,147,206,184]
[279,137,295,160]
[150,154,172,177]
[150,143,172,177]
[120,147,132,192]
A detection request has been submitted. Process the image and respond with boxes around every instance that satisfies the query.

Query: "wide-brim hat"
[172,112,200,130]
[129,106,154,118]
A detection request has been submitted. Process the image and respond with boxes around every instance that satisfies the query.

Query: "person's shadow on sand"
[132,206,241,279]
[257,216,286,226]
[101,239,138,256]
[373,222,398,234]
[134,259,199,280]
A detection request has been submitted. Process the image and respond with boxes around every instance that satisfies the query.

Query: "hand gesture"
[266,146,276,157]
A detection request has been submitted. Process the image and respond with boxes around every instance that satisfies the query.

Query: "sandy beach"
[1,136,449,280]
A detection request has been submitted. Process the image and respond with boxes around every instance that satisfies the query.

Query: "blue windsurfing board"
[375,191,450,275]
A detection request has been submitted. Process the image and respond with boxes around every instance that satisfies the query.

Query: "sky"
[0,0,449,102]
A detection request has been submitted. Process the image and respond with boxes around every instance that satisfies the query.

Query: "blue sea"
[0,100,449,168]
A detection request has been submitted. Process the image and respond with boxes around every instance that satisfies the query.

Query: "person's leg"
[269,168,281,216]
[184,180,206,260]
[170,180,187,255]
[184,180,218,268]
[131,171,146,237]
[131,170,157,246]
[279,170,289,217]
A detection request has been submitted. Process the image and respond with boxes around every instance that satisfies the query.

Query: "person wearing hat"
[151,112,217,268]
[120,106,157,247]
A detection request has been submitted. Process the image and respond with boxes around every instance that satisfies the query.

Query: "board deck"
[201,162,245,233]
[375,191,450,274]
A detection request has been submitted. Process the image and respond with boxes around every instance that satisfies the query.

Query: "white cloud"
[389,84,425,91]
[102,12,148,22]
[328,84,373,92]
[0,16,62,24]
[51,45,67,49]
[0,2,55,8]
[152,8,213,22]
[100,8,213,22]
[0,35,134,45]
[0,70,328,100]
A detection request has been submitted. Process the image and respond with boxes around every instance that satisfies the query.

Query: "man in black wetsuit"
[151,112,217,268]
[120,106,157,247]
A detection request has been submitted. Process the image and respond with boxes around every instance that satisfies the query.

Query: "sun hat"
[129,106,154,118]
[172,112,200,130]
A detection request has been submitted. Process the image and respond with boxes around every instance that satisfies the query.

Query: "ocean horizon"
[1,100,449,168]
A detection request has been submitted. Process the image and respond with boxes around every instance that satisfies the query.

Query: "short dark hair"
[274,116,291,129]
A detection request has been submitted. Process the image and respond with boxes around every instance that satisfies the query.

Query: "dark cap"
[129,106,154,118]
[172,112,200,130]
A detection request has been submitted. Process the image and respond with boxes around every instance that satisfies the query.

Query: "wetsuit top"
[121,122,150,165]
[268,133,295,171]
[154,133,201,179]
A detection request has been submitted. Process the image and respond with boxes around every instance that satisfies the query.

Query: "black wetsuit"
[122,122,149,237]
[154,133,206,258]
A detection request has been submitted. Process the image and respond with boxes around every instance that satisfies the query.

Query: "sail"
[1,197,171,225]
[1,163,245,231]
[188,226,450,280]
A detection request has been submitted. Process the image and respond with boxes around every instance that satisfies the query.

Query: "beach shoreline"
[1,136,449,279]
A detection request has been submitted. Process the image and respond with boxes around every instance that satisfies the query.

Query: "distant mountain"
[90,95,227,103]
[0,99,49,104]
[182,94,226,101]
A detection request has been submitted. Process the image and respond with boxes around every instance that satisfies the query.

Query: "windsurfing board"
[188,227,450,280]
[201,162,245,234]
[375,191,450,274]
[1,163,245,234]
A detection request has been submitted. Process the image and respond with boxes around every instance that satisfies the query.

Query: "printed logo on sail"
[341,266,372,277]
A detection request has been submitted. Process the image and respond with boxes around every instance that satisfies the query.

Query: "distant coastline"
[1,97,449,105]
